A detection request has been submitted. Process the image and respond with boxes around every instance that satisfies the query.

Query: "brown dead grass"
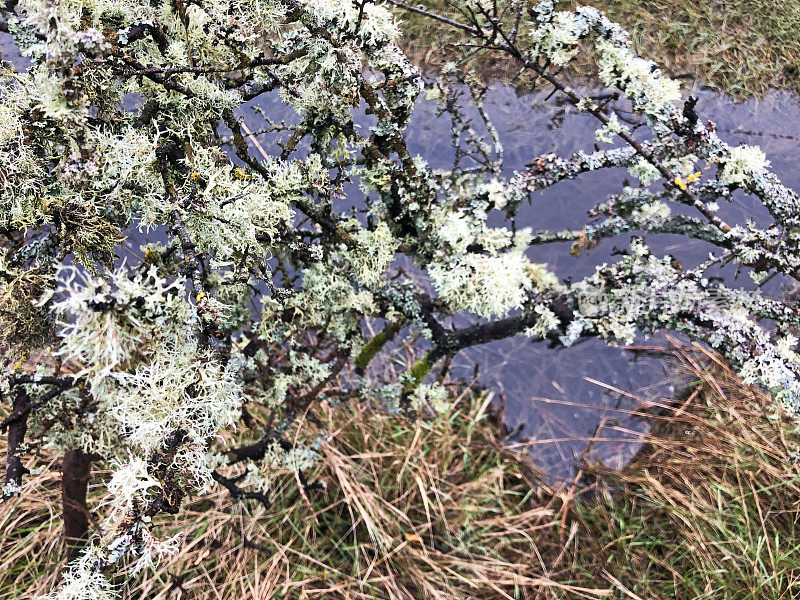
[3,342,800,599]
[0,385,612,599]
[555,343,800,598]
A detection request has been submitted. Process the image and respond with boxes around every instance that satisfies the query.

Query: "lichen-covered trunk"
[61,449,92,557]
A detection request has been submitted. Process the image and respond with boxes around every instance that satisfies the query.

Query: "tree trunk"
[3,388,30,498]
[61,449,92,557]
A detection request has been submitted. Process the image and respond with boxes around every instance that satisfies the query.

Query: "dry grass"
[557,343,800,598]
[3,343,800,599]
[0,384,611,599]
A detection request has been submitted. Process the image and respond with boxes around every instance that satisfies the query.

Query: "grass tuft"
[557,343,800,599]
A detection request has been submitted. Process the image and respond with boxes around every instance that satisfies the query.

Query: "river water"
[5,32,800,479]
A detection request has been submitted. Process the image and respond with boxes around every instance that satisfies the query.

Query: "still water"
[404,85,800,478]
[5,32,800,479]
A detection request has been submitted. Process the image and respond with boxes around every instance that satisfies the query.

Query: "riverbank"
[397,0,800,97]
[3,344,798,599]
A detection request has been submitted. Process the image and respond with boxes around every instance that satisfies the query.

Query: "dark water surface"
[397,84,800,479]
[5,32,800,479]
[404,85,800,479]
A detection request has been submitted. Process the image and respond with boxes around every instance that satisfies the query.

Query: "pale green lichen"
[628,158,661,186]
[40,547,117,600]
[718,145,771,186]
[109,346,243,485]
[347,221,398,287]
[595,113,628,143]
[410,382,451,413]
[428,240,560,318]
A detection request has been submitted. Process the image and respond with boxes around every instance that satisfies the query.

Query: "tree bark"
[3,388,29,499]
[61,449,92,557]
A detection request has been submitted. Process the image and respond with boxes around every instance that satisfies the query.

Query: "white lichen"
[718,145,770,186]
